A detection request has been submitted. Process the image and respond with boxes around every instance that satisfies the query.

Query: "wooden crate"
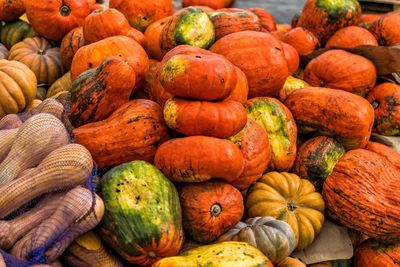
[359,0,400,12]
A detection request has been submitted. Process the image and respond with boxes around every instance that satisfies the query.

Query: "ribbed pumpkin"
[323,149,400,243]
[296,0,362,44]
[46,72,72,98]
[179,181,244,243]
[366,83,400,136]
[282,42,300,74]
[210,31,289,97]
[60,27,85,70]
[73,100,169,169]
[247,8,277,32]
[325,26,378,48]
[24,0,92,41]
[110,0,173,32]
[303,50,377,96]
[354,240,400,267]
[182,0,234,9]
[164,98,247,138]
[225,67,248,104]
[0,44,7,60]
[229,119,271,190]
[293,136,346,192]
[370,11,400,46]
[70,35,149,88]
[69,57,136,127]
[83,8,146,47]
[217,217,296,264]
[0,20,38,50]
[282,27,319,56]
[146,61,172,108]
[278,257,306,267]
[0,60,37,119]
[208,11,262,40]
[366,141,400,169]
[0,0,25,22]
[100,161,183,266]
[246,97,297,171]
[284,88,374,150]
[246,172,325,251]
[144,17,171,60]
[154,136,244,183]
[160,7,215,54]
[279,76,310,102]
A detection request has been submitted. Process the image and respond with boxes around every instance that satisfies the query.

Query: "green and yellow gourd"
[99,161,183,267]
[0,19,38,49]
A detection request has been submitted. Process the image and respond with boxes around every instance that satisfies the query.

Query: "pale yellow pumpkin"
[46,71,71,98]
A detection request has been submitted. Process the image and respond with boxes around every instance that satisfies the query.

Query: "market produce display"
[0,0,400,266]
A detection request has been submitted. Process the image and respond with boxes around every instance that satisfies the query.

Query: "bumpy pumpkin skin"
[60,27,85,70]
[8,37,65,85]
[69,57,136,127]
[366,141,400,169]
[144,17,171,60]
[354,240,400,267]
[25,0,92,41]
[208,11,262,40]
[217,217,296,264]
[73,100,169,169]
[179,181,244,243]
[100,161,183,266]
[70,36,149,88]
[210,31,289,98]
[0,60,37,119]
[284,88,374,150]
[304,50,377,96]
[0,44,7,60]
[110,0,173,32]
[366,83,400,136]
[164,98,247,138]
[248,8,277,32]
[370,11,400,46]
[160,7,215,54]
[282,27,319,56]
[282,42,300,74]
[153,241,273,267]
[278,257,306,267]
[293,136,346,192]
[160,47,237,101]
[325,26,378,48]
[246,172,325,251]
[323,149,400,243]
[0,20,38,50]
[0,0,25,22]
[246,97,297,172]
[229,119,271,190]
[154,136,244,183]
[279,76,310,102]
[296,0,362,44]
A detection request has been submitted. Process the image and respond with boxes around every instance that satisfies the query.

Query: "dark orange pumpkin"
[90,3,107,12]
[366,141,400,169]
[146,61,173,108]
[282,27,319,56]
[284,87,374,150]
[73,100,169,169]
[187,6,215,13]
[225,67,249,104]
[154,136,244,183]
[359,13,381,29]
[247,8,277,32]
[144,17,171,60]
[271,30,286,41]
[208,11,262,40]
[159,46,237,101]
[303,50,377,96]
[0,0,25,22]
[110,0,173,32]
[163,98,247,138]
[370,11,400,46]
[216,7,245,13]
[325,26,378,48]
[60,27,85,70]
[282,42,300,74]
[179,181,244,243]
[182,0,234,9]
[366,83,400,136]
[69,57,136,127]
[323,149,400,243]
[210,31,289,98]
[83,8,146,47]
[229,119,271,190]
[24,0,92,41]
[70,35,149,88]
[354,239,400,267]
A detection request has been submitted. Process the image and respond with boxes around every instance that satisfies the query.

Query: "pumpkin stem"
[148,251,156,258]
[210,203,222,217]
[59,5,71,17]
[287,202,297,211]
[371,101,379,109]
[37,49,46,55]
[378,38,386,46]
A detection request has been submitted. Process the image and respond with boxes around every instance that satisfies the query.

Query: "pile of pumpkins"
[1,0,400,266]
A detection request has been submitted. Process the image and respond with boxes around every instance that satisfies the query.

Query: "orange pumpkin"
[0,0,25,22]
[144,17,171,60]
[182,0,234,9]
[354,239,400,267]
[60,27,85,70]
[179,181,244,243]
[225,67,249,104]
[282,27,319,56]
[366,141,400,169]
[24,0,92,41]
[325,26,378,48]
[282,42,300,74]
[145,61,173,108]
[303,50,377,96]
[247,8,277,32]
[371,11,400,46]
